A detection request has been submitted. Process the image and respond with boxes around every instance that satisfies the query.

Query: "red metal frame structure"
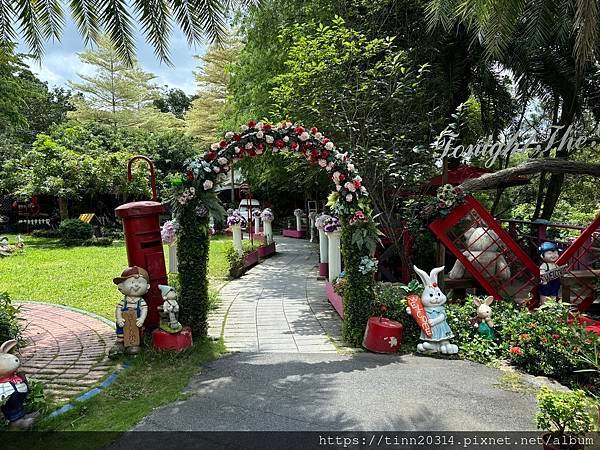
[429,196,540,301]
[555,213,600,311]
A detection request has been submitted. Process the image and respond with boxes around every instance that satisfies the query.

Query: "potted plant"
[536,387,594,450]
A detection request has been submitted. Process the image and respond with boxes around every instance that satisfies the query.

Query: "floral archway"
[167,120,380,346]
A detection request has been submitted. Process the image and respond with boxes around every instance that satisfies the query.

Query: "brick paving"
[16,302,115,401]
[208,237,342,353]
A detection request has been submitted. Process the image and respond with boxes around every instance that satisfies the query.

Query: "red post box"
[115,156,167,328]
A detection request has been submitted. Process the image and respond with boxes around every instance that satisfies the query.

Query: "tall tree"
[154,88,192,118]
[0,0,257,64]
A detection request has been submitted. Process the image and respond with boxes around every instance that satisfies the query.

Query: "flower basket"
[324,281,344,318]
[243,249,259,269]
[258,242,276,258]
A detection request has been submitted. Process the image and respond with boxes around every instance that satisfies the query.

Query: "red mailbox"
[115,156,167,328]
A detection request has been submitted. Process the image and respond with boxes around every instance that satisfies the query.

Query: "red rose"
[552,334,560,340]
[322,138,330,144]
[310,149,318,159]
[233,133,241,141]
[294,126,305,134]
[338,174,346,182]
[275,139,285,149]
[207,152,217,161]
[247,120,256,128]
[263,124,272,131]
[509,346,523,355]
[186,170,194,180]
[322,150,330,159]
[257,143,264,150]
[290,141,299,150]
[310,127,318,134]
[219,140,227,148]
[353,179,362,188]
[248,149,257,157]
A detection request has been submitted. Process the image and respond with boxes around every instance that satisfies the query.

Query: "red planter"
[282,229,305,238]
[319,262,328,277]
[258,242,276,258]
[151,326,193,352]
[362,317,403,353]
[244,250,259,269]
[325,281,344,318]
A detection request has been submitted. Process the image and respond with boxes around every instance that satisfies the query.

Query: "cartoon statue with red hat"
[110,266,149,356]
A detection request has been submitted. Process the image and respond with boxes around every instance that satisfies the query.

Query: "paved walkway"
[17,302,115,401]
[131,352,539,431]
[208,237,342,353]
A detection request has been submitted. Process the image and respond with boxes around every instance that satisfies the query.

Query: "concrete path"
[207,237,342,353]
[132,352,539,431]
[17,302,115,401]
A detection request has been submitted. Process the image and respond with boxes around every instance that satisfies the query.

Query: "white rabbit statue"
[0,340,39,429]
[406,265,459,354]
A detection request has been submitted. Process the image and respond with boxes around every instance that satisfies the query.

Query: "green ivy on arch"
[167,120,380,346]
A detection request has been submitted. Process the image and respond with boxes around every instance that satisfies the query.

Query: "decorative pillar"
[263,220,273,244]
[254,216,261,235]
[168,243,178,273]
[318,228,329,277]
[295,215,302,231]
[326,230,341,282]
[309,212,317,243]
[231,225,243,255]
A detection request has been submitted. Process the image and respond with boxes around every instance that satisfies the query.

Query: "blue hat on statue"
[538,241,558,255]
[158,284,176,298]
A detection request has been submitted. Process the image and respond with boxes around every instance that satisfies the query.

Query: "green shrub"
[536,387,594,438]
[225,240,258,278]
[59,219,93,244]
[0,292,22,344]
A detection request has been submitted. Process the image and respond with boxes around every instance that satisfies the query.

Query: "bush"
[536,387,594,438]
[59,219,93,244]
[225,240,258,278]
[0,292,22,344]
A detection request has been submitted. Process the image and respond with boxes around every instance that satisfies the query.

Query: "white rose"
[245,142,253,149]
[266,135,274,144]
[333,171,341,181]
[336,184,342,191]
[240,125,248,131]
[225,131,234,139]
[325,142,334,151]
[272,147,279,153]
[318,159,327,167]
[256,147,263,155]
[256,131,264,139]
[345,182,356,192]
[213,166,220,173]
[283,136,289,142]
[315,132,323,140]
[347,163,355,172]
[189,187,195,194]
[345,193,353,202]
[218,157,228,165]
[203,180,213,190]
[299,131,310,141]
[257,121,264,129]
[210,143,219,151]
[361,186,367,193]
[326,162,334,171]
[235,147,241,154]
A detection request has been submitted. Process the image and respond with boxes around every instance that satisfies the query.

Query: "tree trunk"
[58,197,69,220]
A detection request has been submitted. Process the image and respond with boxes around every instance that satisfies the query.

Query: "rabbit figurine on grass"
[406,266,459,355]
[0,339,38,430]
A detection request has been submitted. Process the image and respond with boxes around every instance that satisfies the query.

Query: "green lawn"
[0,234,231,319]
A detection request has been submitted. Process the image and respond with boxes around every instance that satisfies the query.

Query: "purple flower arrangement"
[161,220,178,245]
[227,210,246,227]
[323,216,341,233]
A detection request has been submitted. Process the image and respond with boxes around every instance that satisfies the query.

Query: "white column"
[254,216,260,234]
[232,225,243,255]
[295,215,302,232]
[168,243,178,273]
[309,216,316,242]
[326,230,341,281]
[263,221,273,244]
[318,229,328,264]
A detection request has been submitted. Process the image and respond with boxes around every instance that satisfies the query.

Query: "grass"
[0,234,232,319]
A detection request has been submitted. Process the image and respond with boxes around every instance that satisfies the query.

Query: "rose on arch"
[203,180,213,190]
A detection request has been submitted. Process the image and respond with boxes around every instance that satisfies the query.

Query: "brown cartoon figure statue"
[110,266,149,357]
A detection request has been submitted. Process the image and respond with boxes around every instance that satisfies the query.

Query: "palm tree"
[0,0,257,64]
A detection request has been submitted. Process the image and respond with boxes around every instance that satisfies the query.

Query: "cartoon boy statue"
[110,266,149,356]
[539,242,562,305]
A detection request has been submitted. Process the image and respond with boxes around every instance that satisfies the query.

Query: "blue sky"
[17,20,205,95]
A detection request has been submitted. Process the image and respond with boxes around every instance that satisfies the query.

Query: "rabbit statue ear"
[0,339,17,354]
[429,266,445,284]
[413,265,430,286]
[473,297,482,307]
[485,296,494,305]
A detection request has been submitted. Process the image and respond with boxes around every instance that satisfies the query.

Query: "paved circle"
[17,302,115,401]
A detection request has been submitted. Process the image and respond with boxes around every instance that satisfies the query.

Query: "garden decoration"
[448,226,511,281]
[161,220,178,274]
[430,195,539,303]
[553,212,600,311]
[260,208,274,244]
[407,265,458,354]
[539,242,564,305]
[324,216,342,282]
[252,209,261,235]
[115,155,168,328]
[0,340,39,430]
[167,120,377,346]
[309,211,318,242]
[227,210,245,256]
[315,214,331,277]
[157,284,182,333]
[111,266,150,356]
[0,236,23,257]
[471,296,495,339]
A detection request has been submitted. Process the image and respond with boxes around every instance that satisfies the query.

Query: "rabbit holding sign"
[407,266,458,355]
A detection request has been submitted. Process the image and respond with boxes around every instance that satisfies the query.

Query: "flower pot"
[258,242,276,258]
[542,433,585,450]
[362,317,403,353]
[244,250,259,269]
[324,281,344,318]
